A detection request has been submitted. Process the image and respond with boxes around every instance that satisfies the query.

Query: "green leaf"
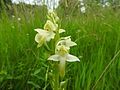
[33,69,41,75]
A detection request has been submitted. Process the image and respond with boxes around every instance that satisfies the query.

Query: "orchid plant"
[35,10,80,90]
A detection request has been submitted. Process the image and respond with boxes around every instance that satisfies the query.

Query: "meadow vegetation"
[0,1,120,90]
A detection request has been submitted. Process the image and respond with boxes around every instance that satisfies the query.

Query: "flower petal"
[44,20,57,31]
[61,36,71,40]
[48,54,59,61]
[59,29,65,33]
[46,32,55,41]
[35,33,42,43]
[66,39,77,47]
[57,37,77,48]
[35,33,45,48]
[66,54,80,62]
[35,29,49,35]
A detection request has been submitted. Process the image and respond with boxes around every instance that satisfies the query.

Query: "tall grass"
[0,2,120,90]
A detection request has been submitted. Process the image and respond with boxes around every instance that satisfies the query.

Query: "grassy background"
[0,2,120,90]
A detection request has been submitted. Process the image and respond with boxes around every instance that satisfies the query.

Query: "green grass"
[0,3,120,90]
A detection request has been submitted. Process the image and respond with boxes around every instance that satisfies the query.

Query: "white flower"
[48,37,80,77]
[48,45,80,77]
[12,15,15,18]
[80,2,84,6]
[35,29,55,47]
[79,0,83,2]
[48,51,80,62]
[34,19,59,47]
[80,6,86,13]
[102,5,105,7]
[105,2,110,7]
[18,18,21,21]
[59,29,65,33]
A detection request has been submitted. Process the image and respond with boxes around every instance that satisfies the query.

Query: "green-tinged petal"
[35,29,50,40]
[34,28,45,33]
[35,28,55,46]
[44,20,57,31]
[65,39,77,47]
[35,33,42,43]
[35,34,45,48]
[34,28,42,33]
[61,36,71,40]
[59,29,65,33]
[57,37,77,48]
[46,32,55,41]
[66,54,80,62]
[48,54,59,61]
[37,41,44,48]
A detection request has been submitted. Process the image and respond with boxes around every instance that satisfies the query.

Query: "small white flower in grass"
[18,18,21,21]
[48,37,80,78]
[80,6,86,13]
[80,2,84,6]
[105,2,110,7]
[79,0,83,2]
[102,4,105,7]
[12,15,15,18]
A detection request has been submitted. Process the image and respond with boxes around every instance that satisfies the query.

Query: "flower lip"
[48,53,80,62]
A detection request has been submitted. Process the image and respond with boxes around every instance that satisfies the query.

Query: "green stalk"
[53,23,60,90]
